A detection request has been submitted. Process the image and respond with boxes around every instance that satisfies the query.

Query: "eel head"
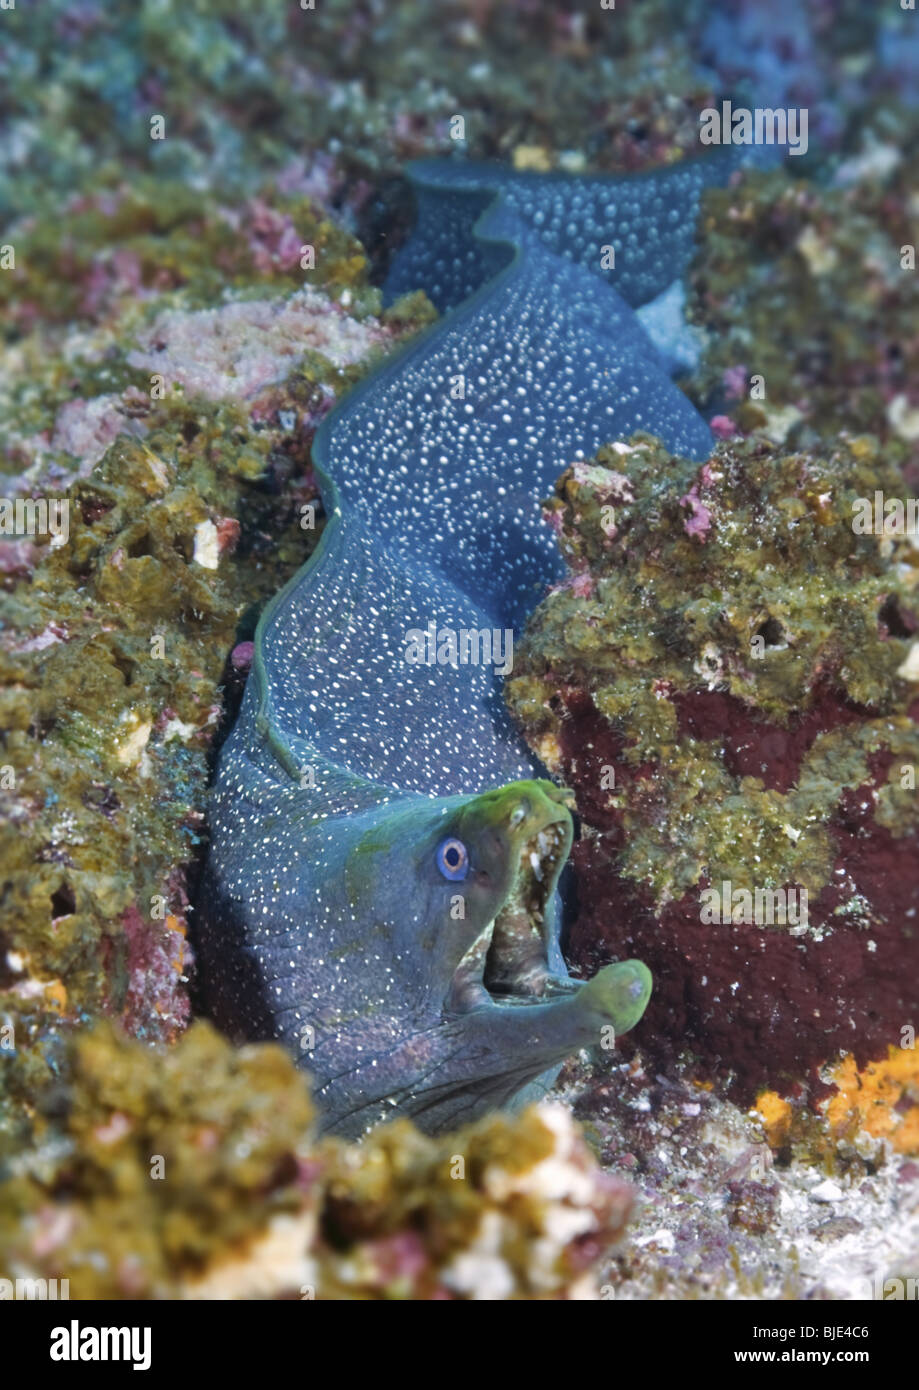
[330,778,651,1134]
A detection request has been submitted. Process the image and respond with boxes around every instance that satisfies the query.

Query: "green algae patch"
[0,1022,634,1299]
[687,152,919,456]
[0,1022,318,1299]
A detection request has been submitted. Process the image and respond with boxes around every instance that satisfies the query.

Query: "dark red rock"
[558,690,919,1099]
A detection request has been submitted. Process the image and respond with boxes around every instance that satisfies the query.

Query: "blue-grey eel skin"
[197,151,753,1138]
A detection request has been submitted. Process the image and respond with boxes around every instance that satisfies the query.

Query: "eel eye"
[436,837,468,881]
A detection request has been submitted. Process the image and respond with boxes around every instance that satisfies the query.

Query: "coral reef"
[0,1022,632,1300]
[3,0,918,1300]
[5,1,916,289]
[687,147,919,474]
[0,184,432,1159]
[0,0,716,228]
[558,1050,919,1301]
[506,434,919,1094]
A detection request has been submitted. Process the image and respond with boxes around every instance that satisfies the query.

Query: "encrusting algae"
[2,0,918,1301]
[755,1044,919,1163]
[0,1022,634,1301]
[0,181,434,1163]
[824,1048,919,1157]
[687,149,919,468]
[506,432,919,1095]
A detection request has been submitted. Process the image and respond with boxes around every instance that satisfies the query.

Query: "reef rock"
[507,433,919,1096]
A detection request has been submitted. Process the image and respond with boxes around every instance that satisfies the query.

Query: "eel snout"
[447,957,653,1081]
[445,783,652,1057]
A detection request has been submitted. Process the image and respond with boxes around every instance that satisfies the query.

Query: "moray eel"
[197,153,747,1138]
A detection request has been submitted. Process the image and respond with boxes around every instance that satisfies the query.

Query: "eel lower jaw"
[446,820,570,1015]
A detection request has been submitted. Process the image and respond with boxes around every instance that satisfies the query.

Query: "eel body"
[197,154,746,1137]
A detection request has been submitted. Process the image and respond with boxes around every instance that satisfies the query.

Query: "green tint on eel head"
[312,779,651,1136]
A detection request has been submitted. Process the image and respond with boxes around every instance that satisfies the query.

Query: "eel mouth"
[448,800,573,1013]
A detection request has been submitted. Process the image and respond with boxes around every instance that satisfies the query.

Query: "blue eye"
[436,837,468,881]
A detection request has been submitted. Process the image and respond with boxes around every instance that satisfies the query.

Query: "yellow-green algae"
[507,434,919,909]
[687,148,919,455]
[0,1021,631,1300]
[0,194,436,1151]
[0,1022,316,1298]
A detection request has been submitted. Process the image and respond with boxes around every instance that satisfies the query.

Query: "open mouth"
[448,813,572,1013]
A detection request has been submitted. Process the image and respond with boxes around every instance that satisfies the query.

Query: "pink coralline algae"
[116,903,192,1045]
[722,365,748,400]
[0,539,39,576]
[230,641,255,673]
[81,247,146,318]
[275,154,345,210]
[549,571,596,600]
[126,290,395,402]
[241,199,307,275]
[679,479,713,540]
[215,518,241,555]
[49,394,147,472]
[710,414,738,439]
